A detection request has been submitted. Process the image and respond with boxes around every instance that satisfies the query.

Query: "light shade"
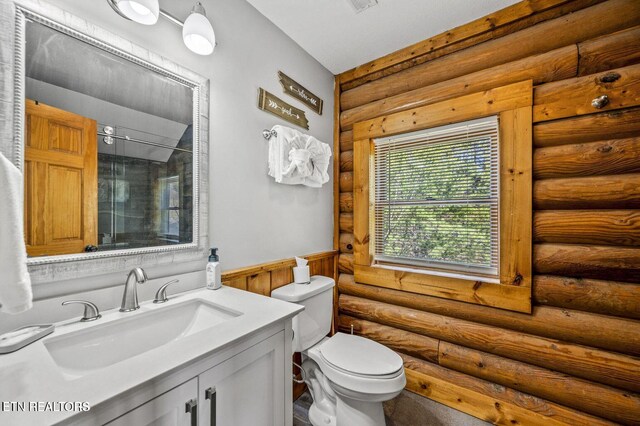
[116,0,159,25]
[182,7,215,55]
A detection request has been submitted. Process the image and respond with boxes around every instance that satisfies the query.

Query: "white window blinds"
[372,116,499,276]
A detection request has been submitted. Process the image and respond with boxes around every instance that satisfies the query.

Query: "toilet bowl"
[271,276,406,426]
[302,333,406,426]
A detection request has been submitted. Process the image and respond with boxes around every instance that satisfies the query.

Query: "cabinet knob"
[591,95,610,109]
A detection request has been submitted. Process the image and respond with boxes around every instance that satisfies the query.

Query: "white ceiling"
[246,0,520,75]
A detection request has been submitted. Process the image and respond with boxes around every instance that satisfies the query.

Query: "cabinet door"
[106,378,198,426]
[199,331,285,426]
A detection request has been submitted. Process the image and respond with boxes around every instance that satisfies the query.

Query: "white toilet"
[272,275,406,426]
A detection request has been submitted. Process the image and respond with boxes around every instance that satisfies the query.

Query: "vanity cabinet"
[198,331,285,425]
[100,330,287,426]
[105,378,198,426]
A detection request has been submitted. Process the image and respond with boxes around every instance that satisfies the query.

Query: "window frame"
[371,116,500,278]
[352,81,533,313]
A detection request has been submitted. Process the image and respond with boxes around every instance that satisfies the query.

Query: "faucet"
[120,267,148,312]
[62,300,101,322]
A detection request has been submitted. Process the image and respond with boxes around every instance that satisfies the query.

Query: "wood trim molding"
[351,83,533,313]
[222,251,338,282]
[354,265,531,312]
[352,81,533,141]
[352,138,371,266]
[499,106,533,289]
[333,78,341,250]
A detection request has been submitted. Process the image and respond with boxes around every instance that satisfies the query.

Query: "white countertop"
[0,286,303,425]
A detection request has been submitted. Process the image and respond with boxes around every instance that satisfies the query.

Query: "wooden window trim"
[352,81,533,313]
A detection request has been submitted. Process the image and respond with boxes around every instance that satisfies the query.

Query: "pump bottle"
[206,248,222,290]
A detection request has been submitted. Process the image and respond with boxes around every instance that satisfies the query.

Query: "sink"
[44,299,242,379]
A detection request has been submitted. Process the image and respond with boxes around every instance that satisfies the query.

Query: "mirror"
[22,18,198,259]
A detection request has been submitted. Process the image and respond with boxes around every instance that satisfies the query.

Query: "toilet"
[272,276,406,426]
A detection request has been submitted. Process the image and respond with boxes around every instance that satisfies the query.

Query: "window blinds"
[372,116,499,276]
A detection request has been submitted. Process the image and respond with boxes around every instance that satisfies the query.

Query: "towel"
[268,125,332,188]
[0,152,32,314]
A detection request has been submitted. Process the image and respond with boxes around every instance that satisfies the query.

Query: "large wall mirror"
[1,1,209,281]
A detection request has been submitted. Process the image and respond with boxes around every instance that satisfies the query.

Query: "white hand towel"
[0,152,33,314]
[283,148,312,178]
[267,125,332,187]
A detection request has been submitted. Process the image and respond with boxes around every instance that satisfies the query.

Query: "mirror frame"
[0,0,210,283]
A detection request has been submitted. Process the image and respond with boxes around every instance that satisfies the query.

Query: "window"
[352,81,532,313]
[373,117,499,277]
[159,176,180,237]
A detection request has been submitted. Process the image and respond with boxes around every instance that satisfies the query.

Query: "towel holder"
[262,129,277,140]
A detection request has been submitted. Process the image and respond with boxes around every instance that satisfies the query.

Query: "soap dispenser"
[206,248,222,290]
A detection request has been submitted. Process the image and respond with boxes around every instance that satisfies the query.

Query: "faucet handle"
[153,279,179,304]
[62,300,101,322]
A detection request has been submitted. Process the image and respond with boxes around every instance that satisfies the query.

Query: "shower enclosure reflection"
[96,124,193,251]
[23,19,195,257]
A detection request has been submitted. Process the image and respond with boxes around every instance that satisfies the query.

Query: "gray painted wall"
[0,0,333,330]
[37,0,334,271]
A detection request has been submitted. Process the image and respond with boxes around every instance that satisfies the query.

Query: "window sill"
[373,262,501,285]
[354,264,531,313]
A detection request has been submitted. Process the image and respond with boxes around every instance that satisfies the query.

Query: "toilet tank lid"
[271,275,335,302]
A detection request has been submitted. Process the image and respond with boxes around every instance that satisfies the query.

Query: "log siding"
[334,0,640,423]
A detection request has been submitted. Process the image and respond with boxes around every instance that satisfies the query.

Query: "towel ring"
[262,129,277,140]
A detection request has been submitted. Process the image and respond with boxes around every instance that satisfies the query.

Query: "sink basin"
[44,299,241,379]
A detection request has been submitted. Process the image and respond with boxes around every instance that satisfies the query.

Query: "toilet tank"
[271,275,335,352]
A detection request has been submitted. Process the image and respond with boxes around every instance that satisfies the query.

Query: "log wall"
[334,0,640,424]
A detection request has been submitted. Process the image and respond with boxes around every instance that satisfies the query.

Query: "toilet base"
[336,395,385,426]
[308,395,385,426]
[308,403,336,426]
[302,356,391,426]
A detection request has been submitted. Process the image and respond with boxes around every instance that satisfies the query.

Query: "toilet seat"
[305,333,406,398]
[319,333,404,378]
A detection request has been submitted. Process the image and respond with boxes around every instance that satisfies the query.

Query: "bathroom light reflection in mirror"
[23,20,195,258]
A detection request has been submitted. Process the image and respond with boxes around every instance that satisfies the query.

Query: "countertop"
[0,285,303,425]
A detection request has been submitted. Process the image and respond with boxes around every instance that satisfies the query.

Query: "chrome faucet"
[153,279,179,304]
[120,267,148,312]
[62,300,101,322]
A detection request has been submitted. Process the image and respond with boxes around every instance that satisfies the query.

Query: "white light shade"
[116,0,159,25]
[183,12,215,55]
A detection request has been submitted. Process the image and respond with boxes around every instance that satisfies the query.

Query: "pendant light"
[108,0,159,25]
[182,2,216,56]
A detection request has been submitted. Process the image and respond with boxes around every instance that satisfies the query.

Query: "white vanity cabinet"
[198,331,286,425]
[1,287,300,426]
[105,378,198,426]
[96,330,288,426]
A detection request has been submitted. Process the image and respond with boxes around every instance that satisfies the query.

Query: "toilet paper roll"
[293,266,310,284]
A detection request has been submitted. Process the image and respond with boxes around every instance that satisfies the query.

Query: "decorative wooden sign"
[278,71,323,115]
[258,88,309,130]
